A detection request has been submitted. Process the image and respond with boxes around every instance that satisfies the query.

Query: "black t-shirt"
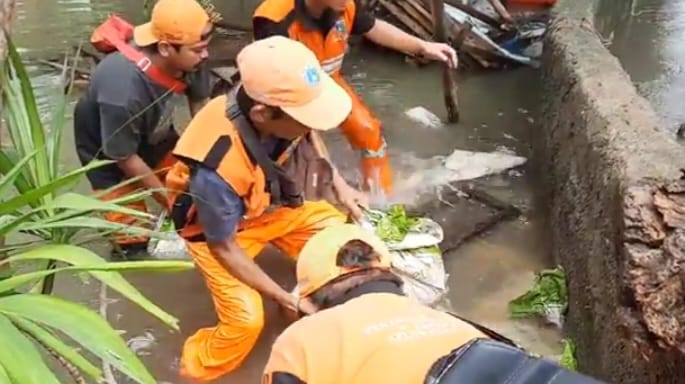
[73,50,210,189]
[253,0,376,40]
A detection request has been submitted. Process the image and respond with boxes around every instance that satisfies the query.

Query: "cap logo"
[335,20,347,34]
[303,66,321,88]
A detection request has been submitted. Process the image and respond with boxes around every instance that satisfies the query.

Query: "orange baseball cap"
[134,0,210,47]
[295,223,392,298]
[236,36,352,131]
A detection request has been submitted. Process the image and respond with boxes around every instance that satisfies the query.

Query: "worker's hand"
[279,295,317,322]
[335,183,369,222]
[418,41,458,69]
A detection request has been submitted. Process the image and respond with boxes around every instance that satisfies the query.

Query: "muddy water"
[596,0,685,130]
[12,0,561,382]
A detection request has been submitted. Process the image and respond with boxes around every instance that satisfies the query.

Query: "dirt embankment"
[536,0,685,382]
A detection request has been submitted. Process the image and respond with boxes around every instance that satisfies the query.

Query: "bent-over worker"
[253,0,458,195]
[263,223,609,384]
[164,36,367,382]
[74,0,212,258]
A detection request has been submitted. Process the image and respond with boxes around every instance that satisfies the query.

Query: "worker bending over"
[253,0,458,196]
[165,36,367,382]
[263,223,609,384]
[74,0,212,258]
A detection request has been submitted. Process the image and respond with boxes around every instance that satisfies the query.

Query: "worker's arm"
[99,103,168,207]
[208,235,297,310]
[331,166,367,221]
[353,1,458,68]
[189,166,298,311]
[363,19,457,67]
[185,61,211,117]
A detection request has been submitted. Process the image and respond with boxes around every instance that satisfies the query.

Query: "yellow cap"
[134,0,210,47]
[236,36,352,131]
[295,224,392,298]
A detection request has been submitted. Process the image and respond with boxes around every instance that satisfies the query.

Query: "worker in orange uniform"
[76,0,212,258]
[165,36,368,382]
[263,223,609,384]
[252,0,458,196]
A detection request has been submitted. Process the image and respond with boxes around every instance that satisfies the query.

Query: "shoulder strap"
[226,100,285,206]
[110,38,188,94]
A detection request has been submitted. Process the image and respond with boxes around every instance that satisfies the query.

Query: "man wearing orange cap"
[253,0,459,196]
[74,0,212,258]
[263,224,608,384]
[164,36,367,382]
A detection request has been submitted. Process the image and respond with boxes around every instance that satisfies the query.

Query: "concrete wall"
[538,0,685,382]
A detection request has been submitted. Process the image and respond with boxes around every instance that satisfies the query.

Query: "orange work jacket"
[263,293,488,384]
[253,0,355,75]
[166,95,300,239]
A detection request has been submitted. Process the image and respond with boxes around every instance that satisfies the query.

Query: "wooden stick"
[309,131,331,160]
[36,59,91,78]
[430,0,460,123]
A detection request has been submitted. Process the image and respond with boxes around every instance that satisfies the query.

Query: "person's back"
[74,51,185,189]
[267,291,486,384]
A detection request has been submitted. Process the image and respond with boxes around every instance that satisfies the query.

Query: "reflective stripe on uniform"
[321,54,345,74]
[360,137,387,159]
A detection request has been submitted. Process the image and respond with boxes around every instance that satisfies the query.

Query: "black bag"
[424,338,607,384]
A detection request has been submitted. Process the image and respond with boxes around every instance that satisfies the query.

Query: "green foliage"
[0,38,194,383]
[365,205,420,242]
[508,267,568,319]
[560,339,578,371]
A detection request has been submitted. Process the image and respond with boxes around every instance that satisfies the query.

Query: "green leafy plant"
[508,267,568,320]
[559,339,577,371]
[365,205,420,242]
[0,38,194,383]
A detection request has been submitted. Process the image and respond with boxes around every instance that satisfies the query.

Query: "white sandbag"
[147,212,190,260]
[386,218,449,306]
[404,106,443,129]
[443,149,527,180]
[359,211,450,307]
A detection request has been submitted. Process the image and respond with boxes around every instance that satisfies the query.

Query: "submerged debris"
[368,0,549,69]
[508,267,568,328]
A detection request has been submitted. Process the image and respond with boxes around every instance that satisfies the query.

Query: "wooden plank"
[378,0,433,41]
[404,0,435,30]
[395,0,432,35]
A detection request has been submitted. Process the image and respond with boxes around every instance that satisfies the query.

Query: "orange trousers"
[97,153,176,245]
[180,200,346,382]
[333,74,393,194]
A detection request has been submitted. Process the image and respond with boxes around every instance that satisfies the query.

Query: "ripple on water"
[602,0,685,127]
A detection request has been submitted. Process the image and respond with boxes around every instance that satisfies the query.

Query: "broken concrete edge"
[537,0,685,382]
